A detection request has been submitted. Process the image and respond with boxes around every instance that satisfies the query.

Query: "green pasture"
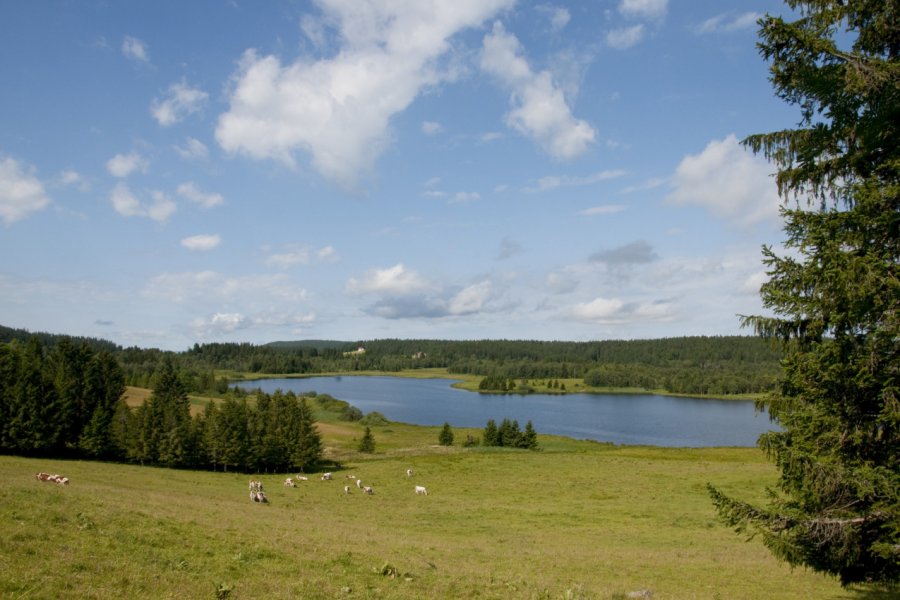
[0,426,879,599]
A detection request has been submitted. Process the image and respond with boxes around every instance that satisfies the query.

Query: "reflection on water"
[234,376,774,447]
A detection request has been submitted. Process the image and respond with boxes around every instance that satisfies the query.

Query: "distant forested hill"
[1,325,781,396]
[0,324,120,353]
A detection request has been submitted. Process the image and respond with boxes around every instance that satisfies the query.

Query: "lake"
[234,376,775,447]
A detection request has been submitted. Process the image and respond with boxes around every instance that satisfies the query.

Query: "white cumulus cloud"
[536,5,570,32]
[696,12,761,34]
[579,205,625,216]
[667,134,781,227]
[266,250,310,269]
[109,182,176,222]
[181,234,221,251]
[122,35,149,63]
[216,0,513,190]
[191,312,251,337]
[346,263,430,295]
[106,152,148,178]
[525,169,626,193]
[606,24,645,49]
[151,80,209,127]
[447,280,492,315]
[421,121,443,135]
[619,0,667,20]
[480,21,595,160]
[177,182,223,208]
[0,156,51,225]
[174,137,209,160]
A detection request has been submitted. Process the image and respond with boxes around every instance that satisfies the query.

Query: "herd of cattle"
[32,468,428,501]
[36,472,69,485]
[249,467,428,503]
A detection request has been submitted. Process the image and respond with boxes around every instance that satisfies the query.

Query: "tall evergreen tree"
[522,420,538,450]
[78,351,126,459]
[145,358,192,467]
[217,397,250,472]
[7,338,62,454]
[708,1,900,586]
[438,422,454,446]
[358,426,375,453]
[291,397,322,471]
[483,419,499,446]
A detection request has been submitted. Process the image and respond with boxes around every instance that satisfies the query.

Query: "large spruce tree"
[708,0,899,586]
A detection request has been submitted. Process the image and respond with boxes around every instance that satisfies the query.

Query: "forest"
[0,325,782,397]
[0,336,323,472]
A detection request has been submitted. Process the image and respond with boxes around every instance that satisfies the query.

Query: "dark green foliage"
[358,426,375,453]
[360,411,389,426]
[0,336,324,473]
[0,337,125,458]
[482,418,539,450]
[438,422,454,446]
[708,1,900,587]
[522,421,539,450]
[483,419,499,446]
[2,325,784,397]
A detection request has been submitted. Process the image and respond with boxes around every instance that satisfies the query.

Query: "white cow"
[321,472,333,481]
[295,475,308,481]
[283,478,295,487]
[363,486,374,495]
[252,490,268,503]
[356,478,363,489]
[343,485,351,494]
[406,468,413,477]
[249,479,263,492]
[415,485,428,496]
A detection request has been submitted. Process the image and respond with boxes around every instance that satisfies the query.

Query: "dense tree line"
[2,327,783,397]
[0,337,124,458]
[482,419,538,450]
[0,337,323,472]
[118,364,323,472]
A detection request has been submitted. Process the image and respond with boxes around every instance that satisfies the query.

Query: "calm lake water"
[234,376,775,447]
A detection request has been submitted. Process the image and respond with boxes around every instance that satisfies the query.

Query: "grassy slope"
[0,424,877,599]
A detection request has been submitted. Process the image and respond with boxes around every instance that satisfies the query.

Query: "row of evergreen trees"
[0,337,323,472]
[0,338,124,457]
[118,363,322,472]
[483,419,538,450]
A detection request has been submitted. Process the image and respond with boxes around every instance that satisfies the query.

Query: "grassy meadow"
[2,413,885,600]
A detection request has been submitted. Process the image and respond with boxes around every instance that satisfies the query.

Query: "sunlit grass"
[0,419,872,600]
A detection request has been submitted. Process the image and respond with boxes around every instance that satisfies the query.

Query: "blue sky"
[0,0,797,351]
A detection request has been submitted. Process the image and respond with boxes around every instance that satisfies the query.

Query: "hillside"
[0,435,852,599]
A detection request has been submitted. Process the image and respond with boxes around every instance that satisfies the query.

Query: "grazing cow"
[321,472,333,481]
[343,485,351,494]
[345,474,357,480]
[249,479,263,492]
[36,472,52,481]
[356,478,363,489]
[295,475,308,481]
[363,486,374,495]
[55,477,69,485]
[252,490,268,503]
[406,468,413,477]
[283,478,295,487]
[415,485,428,496]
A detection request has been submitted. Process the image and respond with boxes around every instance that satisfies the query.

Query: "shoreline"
[226,367,764,402]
